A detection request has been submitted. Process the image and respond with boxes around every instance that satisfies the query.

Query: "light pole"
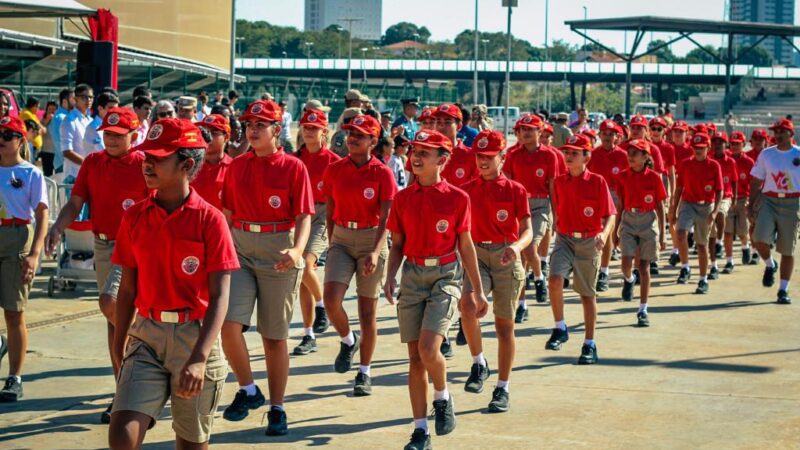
[481,38,489,61]
[304,41,314,60]
[544,0,550,112]
[339,17,363,90]
[473,0,479,105]
[335,25,343,59]
[229,0,236,91]
[360,47,368,82]
[503,0,515,136]
[582,6,588,51]
[412,32,420,60]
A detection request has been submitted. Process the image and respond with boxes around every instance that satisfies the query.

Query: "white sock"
[555,320,567,331]
[672,248,678,254]
[9,375,21,383]
[700,276,708,282]
[584,339,595,348]
[472,353,487,367]
[342,331,355,346]
[600,267,609,275]
[711,262,718,269]
[535,274,544,281]
[743,243,751,249]
[780,279,790,291]
[433,387,450,401]
[359,365,371,376]
[625,275,636,283]
[518,299,528,310]
[727,256,734,264]
[413,418,429,433]
[304,327,315,338]
[270,404,284,411]
[638,303,648,313]
[766,257,776,268]
[682,263,690,270]
[315,300,324,308]
[497,380,509,392]
[241,383,257,396]
[443,336,449,344]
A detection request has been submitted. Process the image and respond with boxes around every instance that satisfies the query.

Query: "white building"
[305,0,382,41]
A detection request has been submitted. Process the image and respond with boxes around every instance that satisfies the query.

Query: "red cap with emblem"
[471,129,506,155]
[624,139,651,154]
[412,129,454,153]
[419,107,435,121]
[729,131,746,143]
[299,108,328,129]
[342,114,382,137]
[135,118,207,156]
[514,113,543,129]
[711,131,729,143]
[751,128,768,140]
[629,115,648,127]
[98,107,140,134]
[599,119,620,134]
[0,116,27,136]
[691,133,711,148]
[581,128,597,140]
[239,100,282,122]
[693,124,709,135]
[196,114,231,137]
[769,118,795,135]
[433,103,463,122]
[561,133,594,152]
[672,120,689,131]
[649,117,667,128]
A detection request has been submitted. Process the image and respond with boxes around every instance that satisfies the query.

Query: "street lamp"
[360,47,368,82]
[473,0,479,105]
[412,32,420,60]
[502,0,516,136]
[339,17,363,90]
[582,6,588,51]
[481,38,490,60]
[334,25,344,59]
[304,41,314,59]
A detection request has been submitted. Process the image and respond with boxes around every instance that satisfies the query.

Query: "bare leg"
[459,292,483,358]
[357,296,378,366]
[299,253,322,330]
[548,276,565,323]
[638,259,651,304]
[580,296,597,340]
[221,321,253,387]
[323,282,350,338]
[407,342,429,422]
[3,310,26,377]
[495,318,515,382]
[263,338,289,405]
[176,437,208,450]
[697,244,709,277]
[108,410,150,450]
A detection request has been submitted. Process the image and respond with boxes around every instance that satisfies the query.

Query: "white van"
[633,102,677,119]
[486,106,521,133]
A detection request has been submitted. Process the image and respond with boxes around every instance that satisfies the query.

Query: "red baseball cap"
[0,116,27,136]
[561,134,593,152]
[98,107,140,134]
[711,131,729,143]
[751,128,768,140]
[581,128,597,140]
[693,124,708,135]
[691,133,711,148]
[649,117,668,128]
[433,103,463,122]
[624,139,651,154]
[471,129,506,155]
[542,123,554,134]
[706,122,717,133]
[342,114,382,137]
[730,131,746,143]
[419,107,435,121]
[769,118,795,135]
[197,114,231,137]
[299,108,328,129]
[135,118,207,157]
[599,120,620,133]
[629,115,648,128]
[672,120,689,131]
[515,114,543,129]
[240,100,282,122]
[412,129,454,153]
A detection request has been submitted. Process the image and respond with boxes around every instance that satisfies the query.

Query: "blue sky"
[237,0,799,57]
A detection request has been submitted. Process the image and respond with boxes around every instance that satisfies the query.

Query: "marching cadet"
[722,131,755,272]
[192,114,232,211]
[292,108,339,356]
[459,129,532,412]
[749,118,800,304]
[668,120,694,266]
[616,139,667,327]
[385,129,488,450]
[588,120,628,292]
[0,116,48,402]
[321,114,396,395]
[748,128,769,163]
[108,118,238,449]
[669,133,723,295]
[708,132,738,279]
[545,134,616,364]
[220,100,314,435]
[46,108,147,420]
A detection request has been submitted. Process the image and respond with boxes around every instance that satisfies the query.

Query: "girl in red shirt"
[192,114,232,211]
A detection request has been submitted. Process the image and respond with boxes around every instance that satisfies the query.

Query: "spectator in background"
[197,91,211,119]
[392,97,419,140]
[132,95,153,147]
[176,96,197,121]
[552,112,573,148]
[60,83,94,181]
[0,90,10,117]
[380,110,392,135]
[83,92,119,154]
[225,89,239,114]
[155,99,175,120]
[132,85,151,101]
[470,104,493,131]
[39,101,58,176]
[19,97,44,159]
[23,119,40,161]
[211,103,232,119]
[457,105,479,147]
[214,90,225,105]
[278,100,294,154]
[570,108,590,134]
[725,113,736,137]
[330,107,362,157]
[49,88,74,181]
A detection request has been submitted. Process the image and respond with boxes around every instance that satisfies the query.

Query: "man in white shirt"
[749,118,800,305]
[279,100,294,153]
[83,92,119,154]
[60,84,94,181]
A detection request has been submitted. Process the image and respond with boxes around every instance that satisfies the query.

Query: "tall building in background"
[730,0,795,65]
[305,0,382,41]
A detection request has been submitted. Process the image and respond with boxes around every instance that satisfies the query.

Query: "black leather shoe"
[432,395,456,436]
[577,344,598,365]
[535,279,548,303]
[514,305,529,324]
[649,261,659,275]
[669,252,680,267]
[762,262,778,287]
[353,371,372,396]
[293,335,317,355]
[637,311,650,327]
[545,327,569,351]
[404,428,432,450]
[264,406,288,436]
[596,272,609,292]
[777,290,792,305]
[621,279,634,302]
[677,267,690,284]
[334,332,360,373]
[312,306,329,333]
[708,266,720,280]
[722,261,734,274]
[223,386,266,421]
[455,320,467,346]
[695,279,709,294]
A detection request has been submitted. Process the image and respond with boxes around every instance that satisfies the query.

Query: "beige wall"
[0,0,232,71]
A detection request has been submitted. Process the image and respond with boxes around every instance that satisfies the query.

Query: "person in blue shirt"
[82,92,119,154]
[49,88,75,182]
[392,97,420,141]
[457,105,479,147]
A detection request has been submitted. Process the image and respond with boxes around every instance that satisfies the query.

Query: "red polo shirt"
[653,140,676,170]
[673,142,693,164]
[222,149,315,223]
[588,146,628,191]
[503,145,557,197]
[71,150,148,240]
[461,174,530,243]
[545,145,567,175]
[677,158,723,204]
[616,167,667,212]
[748,148,763,163]
[553,169,616,235]
[323,155,397,226]
[112,189,240,316]
[296,146,341,204]
[191,154,232,211]
[649,142,666,174]
[387,180,471,258]
[732,153,755,197]
[711,152,738,199]
[441,142,479,187]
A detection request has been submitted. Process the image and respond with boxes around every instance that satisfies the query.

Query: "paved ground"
[0,241,799,450]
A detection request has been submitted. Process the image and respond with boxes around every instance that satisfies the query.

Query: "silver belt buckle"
[160,311,180,323]
[480,241,493,244]
[573,232,583,238]
[347,221,358,229]
[424,258,438,267]
[630,208,640,213]
[250,224,261,233]
[778,193,786,198]
[697,201,706,204]
[98,233,108,240]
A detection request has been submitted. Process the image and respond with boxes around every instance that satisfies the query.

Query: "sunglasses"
[650,127,663,132]
[158,111,174,118]
[78,95,94,100]
[1,130,22,141]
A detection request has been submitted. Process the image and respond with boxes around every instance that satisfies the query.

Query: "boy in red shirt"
[192,114,232,211]
[546,134,617,364]
[668,120,693,266]
[669,133,723,294]
[385,129,488,450]
[723,131,755,272]
[460,130,532,412]
[434,104,478,188]
[46,108,147,421]
[709,132,738,279]
[108,118,239,448]
[748,128,769,163]
[292,109,339,356]
[616,140,667,327]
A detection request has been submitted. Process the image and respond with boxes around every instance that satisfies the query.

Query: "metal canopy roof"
[0,0,95,18]
[566,16,800,37]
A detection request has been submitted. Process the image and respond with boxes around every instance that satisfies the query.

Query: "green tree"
[736,45,773,66]
[382,22,431,45]
[547,39,577,61]
[646,39,676,63]
[681,45,720,64]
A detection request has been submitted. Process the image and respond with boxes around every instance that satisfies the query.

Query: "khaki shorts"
[304,203,329,260]
[397,260,461,343]
[753,196,800,256]
[677,202,713,246]
[725,198,749,238]
[94,238,121,298]
[619,210,659,262]
[549,233,600,297]
[324,225,388,298]
[709,198,732,240]
[114,316,227,444]
[0,225,33,312]
[227,229,304,340]
[463,243,525,321]
[528,197,552,245]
